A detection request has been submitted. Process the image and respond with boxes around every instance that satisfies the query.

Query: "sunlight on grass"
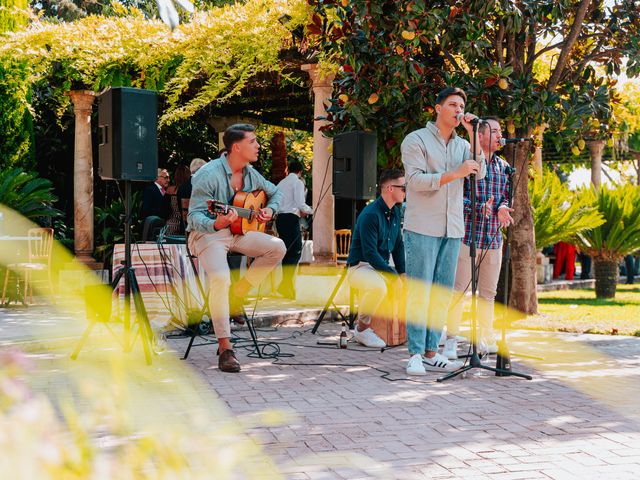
[515,285,640,335]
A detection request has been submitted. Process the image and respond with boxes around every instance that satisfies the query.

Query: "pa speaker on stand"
[98,87,158,182]
[332,131,377,201]
[72,87,159,364]
[333,131,377,228]
[312,132,377,334]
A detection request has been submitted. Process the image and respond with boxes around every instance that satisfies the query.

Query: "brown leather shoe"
[218,349,241,373]
[229,292,247,325]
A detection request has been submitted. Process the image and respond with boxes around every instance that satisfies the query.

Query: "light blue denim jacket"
[187,155,282,233]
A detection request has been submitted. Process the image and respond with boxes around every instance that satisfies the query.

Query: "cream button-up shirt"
[401,122,486,238]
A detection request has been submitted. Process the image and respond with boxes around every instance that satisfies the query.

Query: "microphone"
[455,113,480,125]
[500,138,532,145]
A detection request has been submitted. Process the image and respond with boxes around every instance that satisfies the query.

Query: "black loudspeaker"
[332,131,377,200]
[98,87,158,181]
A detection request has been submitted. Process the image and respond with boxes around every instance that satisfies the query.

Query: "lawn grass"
[513,284,640,336]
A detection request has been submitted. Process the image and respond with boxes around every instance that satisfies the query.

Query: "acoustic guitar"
[207,189,268,235]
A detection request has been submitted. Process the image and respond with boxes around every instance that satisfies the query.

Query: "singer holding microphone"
[401,86,486,376]
[443,117,517,360]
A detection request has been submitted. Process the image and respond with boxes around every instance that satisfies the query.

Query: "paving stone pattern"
[2,303,640,479]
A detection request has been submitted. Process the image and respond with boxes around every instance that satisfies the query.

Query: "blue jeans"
[405,231,461,355]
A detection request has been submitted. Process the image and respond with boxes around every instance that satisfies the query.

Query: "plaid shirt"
[463,153,510,250]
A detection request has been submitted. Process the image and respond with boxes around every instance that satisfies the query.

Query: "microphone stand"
[496,144,543,370]
[438,121,531,382]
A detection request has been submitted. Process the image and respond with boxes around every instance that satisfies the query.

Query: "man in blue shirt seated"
[187,124,286,373]
[346,169,407,348]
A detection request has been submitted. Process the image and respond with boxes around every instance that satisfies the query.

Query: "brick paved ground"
[2,301,640,479]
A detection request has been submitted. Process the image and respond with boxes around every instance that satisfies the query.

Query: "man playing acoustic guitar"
[187,124,286,373]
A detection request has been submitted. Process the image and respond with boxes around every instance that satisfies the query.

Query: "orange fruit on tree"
[401,30,416,41]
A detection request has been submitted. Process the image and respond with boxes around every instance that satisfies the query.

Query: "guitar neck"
[233,206,256,219]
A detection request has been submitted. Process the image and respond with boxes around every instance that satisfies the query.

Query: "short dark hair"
[223,124,255,151]
[288,161,304,174]
[379,169,404,187]
[435,86,467,105]
[479,116,501,135]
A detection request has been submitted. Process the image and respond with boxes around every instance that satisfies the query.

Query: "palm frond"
[530,170,605,250]
[575,184,640,261]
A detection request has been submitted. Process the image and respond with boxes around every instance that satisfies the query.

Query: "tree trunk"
[508,142,538,315]
[594,259,618,299]
[587,140,604,190]
[531,123,547,177]
[270,131,288,184]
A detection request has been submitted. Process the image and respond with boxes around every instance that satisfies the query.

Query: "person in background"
[178,158,207,201]
[624,254,639,284]
[142,168,170,220]
[165,164,191,235]
[275,161,313,300]
[578,250,592,280]
[553,241,576,280]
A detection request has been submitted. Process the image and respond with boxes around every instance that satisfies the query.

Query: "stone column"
[587,139,605,190]
[68,90,98,267]
[302,64,335,263]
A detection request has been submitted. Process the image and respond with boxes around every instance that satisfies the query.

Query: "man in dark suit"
[142,168,170,220]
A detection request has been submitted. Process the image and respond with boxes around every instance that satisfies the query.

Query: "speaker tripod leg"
[70,321,97,360]
[312,267,348,334]
[128,268,154,365]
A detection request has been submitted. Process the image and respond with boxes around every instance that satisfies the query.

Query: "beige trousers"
[188,229,286,338]
[447,242,502,339]
[347,262,388,326]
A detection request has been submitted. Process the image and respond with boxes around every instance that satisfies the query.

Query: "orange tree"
[307,0,640,314]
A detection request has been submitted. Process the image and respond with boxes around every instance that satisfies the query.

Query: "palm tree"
[530,170,604,250]
[574,184,640,298]
[0,168,62,223]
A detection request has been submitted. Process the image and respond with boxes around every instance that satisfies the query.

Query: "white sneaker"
[423,352,463,372]
[479,339,498,355]
[406,354,426,376]
[353,327,386,348]
[438,328,447,347]
[442,338,458,360]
